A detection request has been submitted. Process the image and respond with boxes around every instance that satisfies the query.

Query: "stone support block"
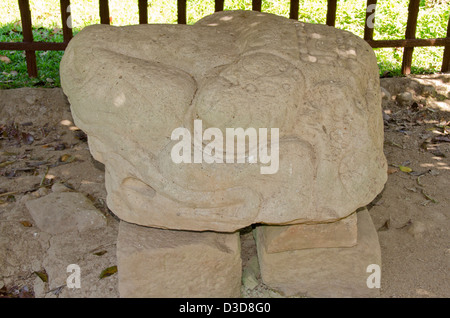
[117,221,242,298]
[257,212,357,253]
[255,209,381,297]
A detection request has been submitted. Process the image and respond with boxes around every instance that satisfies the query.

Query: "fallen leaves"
[433,135,450,143]
[34,270,48,283]
[0,122,34,146]
[54,143,66,151]
[20,220,33,227]
[390,161,414,174]
[419,121,449,157]
[0,122,83,185]
[93,250,107,256]
[99,266,117,279]
[387,161,441,207]
[59,154,76,163]
[398,165,412,173]
[73,130,87,142]
[0,285,34,298]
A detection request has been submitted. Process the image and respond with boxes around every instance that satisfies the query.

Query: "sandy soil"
[0,75,449,298]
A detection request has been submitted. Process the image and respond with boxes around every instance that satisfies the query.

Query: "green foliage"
[0,22,70,89]
[0,0,449,89]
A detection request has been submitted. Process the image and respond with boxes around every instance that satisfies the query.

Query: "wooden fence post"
[215,0,224,12]
[252,0,262,12]
[177,0,186,24]
[99,0,110,24]
[364,0,377,41]
[60,0,73,43]
[441,14,450,73]
[289,0,299,20]
[138,0,148,24]
[401,0,420,75]
[326,0,337,27]
[18,0,37,78]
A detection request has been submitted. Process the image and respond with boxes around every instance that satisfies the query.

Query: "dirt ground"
[0,74,449,298]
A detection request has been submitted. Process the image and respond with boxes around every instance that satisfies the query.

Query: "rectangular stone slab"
[255,208,381,297]
[258,212,357,253]
[25,191,107,235]
[117,221,242,298]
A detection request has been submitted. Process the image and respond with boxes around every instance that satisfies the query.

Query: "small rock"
[242,274,259,291]
[242,256,260,290]
[396,92,413,107]
[421,85,435,97]
[380,87,391,100]
[30,187,50,198]
[10,70,18,76]
[37,187,50,197]
[25,191,107,235]
[33,276,48,298]
[0,55,11,64]
[46,78,54,83]
[407,221,426,238]
[51,182,72,193]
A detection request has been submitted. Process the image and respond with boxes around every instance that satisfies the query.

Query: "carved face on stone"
[60,10,387,232]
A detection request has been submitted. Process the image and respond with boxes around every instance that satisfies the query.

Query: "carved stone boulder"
[60,10,387,232]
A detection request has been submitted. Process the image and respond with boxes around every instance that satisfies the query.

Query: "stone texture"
[255,209,381,297]
[42,224,119,297]
[257,211,357,253]
[60,10,387,232]
[25,191,107,235]
[117,221,242,298]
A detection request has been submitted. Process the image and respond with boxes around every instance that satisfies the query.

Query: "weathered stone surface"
[255,209,381,297]
[42,224,118,297]
[25,191,107,234]
[117,221,242,298]
[60,10,387,232]
[257,211,357,253]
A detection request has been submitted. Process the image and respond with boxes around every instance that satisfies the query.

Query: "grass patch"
[0,0,449,89]
[0,22,72,89]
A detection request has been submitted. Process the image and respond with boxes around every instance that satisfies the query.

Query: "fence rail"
[1,0,449,78]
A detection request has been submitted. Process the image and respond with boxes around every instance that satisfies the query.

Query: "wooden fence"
[0,0,449,78]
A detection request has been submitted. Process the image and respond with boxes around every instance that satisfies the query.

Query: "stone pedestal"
[255,209,381,297]
[117,221,242,298]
